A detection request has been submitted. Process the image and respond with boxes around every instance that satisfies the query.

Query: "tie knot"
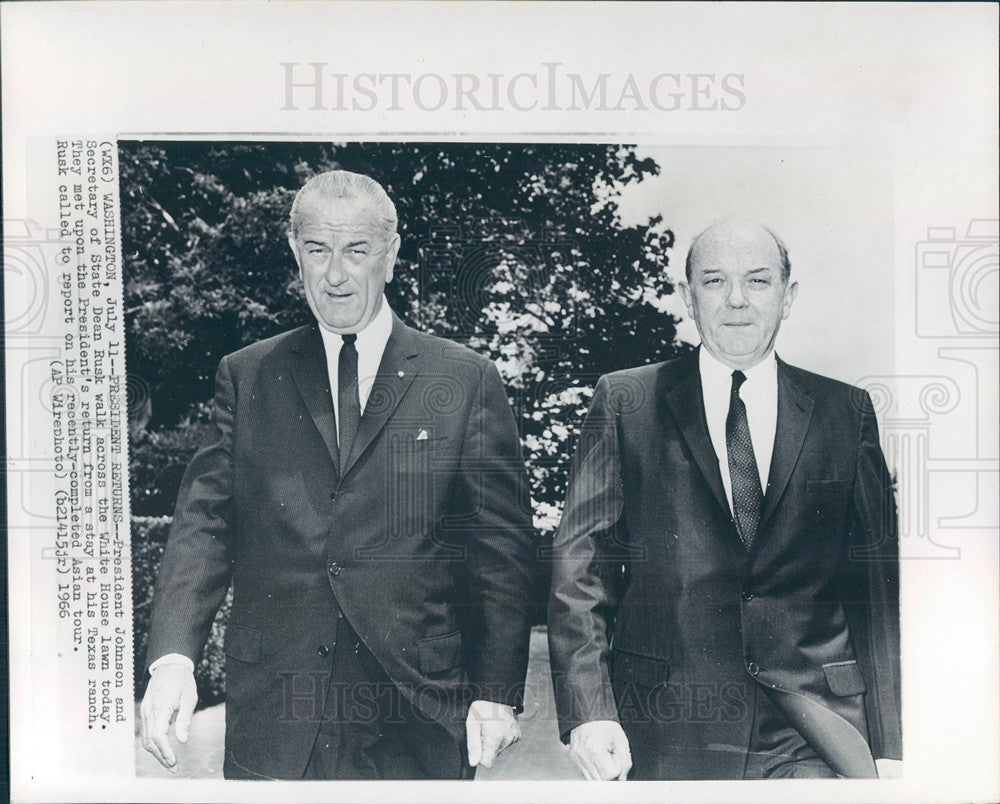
[341,333,358,346]
[731,370,747,393]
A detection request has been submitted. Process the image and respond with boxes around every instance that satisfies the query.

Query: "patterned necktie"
[338,333,361,474]
[726,370,763,547]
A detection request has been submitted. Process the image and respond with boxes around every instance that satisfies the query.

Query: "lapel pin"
[397,370,405,378]
[416,429,428,441]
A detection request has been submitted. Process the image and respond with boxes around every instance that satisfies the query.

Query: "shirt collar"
[699,345,777,390]
[318,295,393,355]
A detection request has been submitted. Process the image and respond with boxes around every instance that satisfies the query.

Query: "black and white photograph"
[121,140,899,783]
[3,3,998,803]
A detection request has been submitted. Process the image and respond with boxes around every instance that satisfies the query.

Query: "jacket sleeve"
[144,355,237,671]
[547,375,626,741]
[454,359,538,711]
[843,390,902,760]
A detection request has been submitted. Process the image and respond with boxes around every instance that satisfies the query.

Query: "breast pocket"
[806,479,850,494]
[382,438,445,538]
[805,479,852,531]
[387,434,448,454]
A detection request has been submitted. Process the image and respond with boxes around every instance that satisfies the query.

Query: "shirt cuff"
[148,653,195,674]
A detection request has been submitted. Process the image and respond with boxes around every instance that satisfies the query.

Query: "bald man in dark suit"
[548,220,901,780]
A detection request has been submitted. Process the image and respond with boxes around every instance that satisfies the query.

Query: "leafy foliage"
[122,141,682,514]
[128,403,213,516]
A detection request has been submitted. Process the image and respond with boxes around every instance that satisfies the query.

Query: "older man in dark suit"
[140,170,537,780]
[548,219,901,780]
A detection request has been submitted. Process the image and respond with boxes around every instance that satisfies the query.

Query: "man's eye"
[704,278,723,285]
[347,248,368,257]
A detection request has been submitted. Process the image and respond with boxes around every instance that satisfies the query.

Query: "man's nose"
[725,282,748,307]
[323,252,348,285]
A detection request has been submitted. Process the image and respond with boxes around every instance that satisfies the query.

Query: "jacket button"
[329,491,339,502]
[747,661,760,676]
[741,590,755,601]
[327,562,342,576]
[317,644,330,658]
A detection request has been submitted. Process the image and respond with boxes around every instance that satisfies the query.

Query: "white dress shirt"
[150,299,394,674]
[699,346,778,514]
[317,295,393,441]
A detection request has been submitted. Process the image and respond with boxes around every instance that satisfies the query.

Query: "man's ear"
[678,280,693,315]
[384,233,400,284]
[781,280,799,319]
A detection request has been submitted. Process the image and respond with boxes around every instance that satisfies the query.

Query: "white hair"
[289,169,397,239]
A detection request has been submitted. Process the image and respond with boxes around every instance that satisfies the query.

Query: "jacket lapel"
[289,324,340,472]
[663,351,730,519]
[758,358,814,531]
[342,313,420,476]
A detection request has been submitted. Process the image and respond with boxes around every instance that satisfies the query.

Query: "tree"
[121,141,684,523]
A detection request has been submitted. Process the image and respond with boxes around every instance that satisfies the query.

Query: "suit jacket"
[146,313,537,779]
[548,349,901,779]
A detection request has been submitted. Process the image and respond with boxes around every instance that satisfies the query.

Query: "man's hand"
[465,699,520,769]
[568,720,632,781]
[139,663,198,772]
[876,758,903,779]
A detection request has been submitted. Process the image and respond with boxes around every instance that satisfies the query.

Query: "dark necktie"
[338,333,361,474]
[726,370,763,548]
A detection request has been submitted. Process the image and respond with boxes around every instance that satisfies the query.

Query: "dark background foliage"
[123,141,685,703]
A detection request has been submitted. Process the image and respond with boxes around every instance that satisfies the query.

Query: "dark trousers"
[302,615,471,780]
[620,677,856,780]
[742,681,839,779]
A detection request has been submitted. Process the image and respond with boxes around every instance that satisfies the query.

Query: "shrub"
[129,408,213,518]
